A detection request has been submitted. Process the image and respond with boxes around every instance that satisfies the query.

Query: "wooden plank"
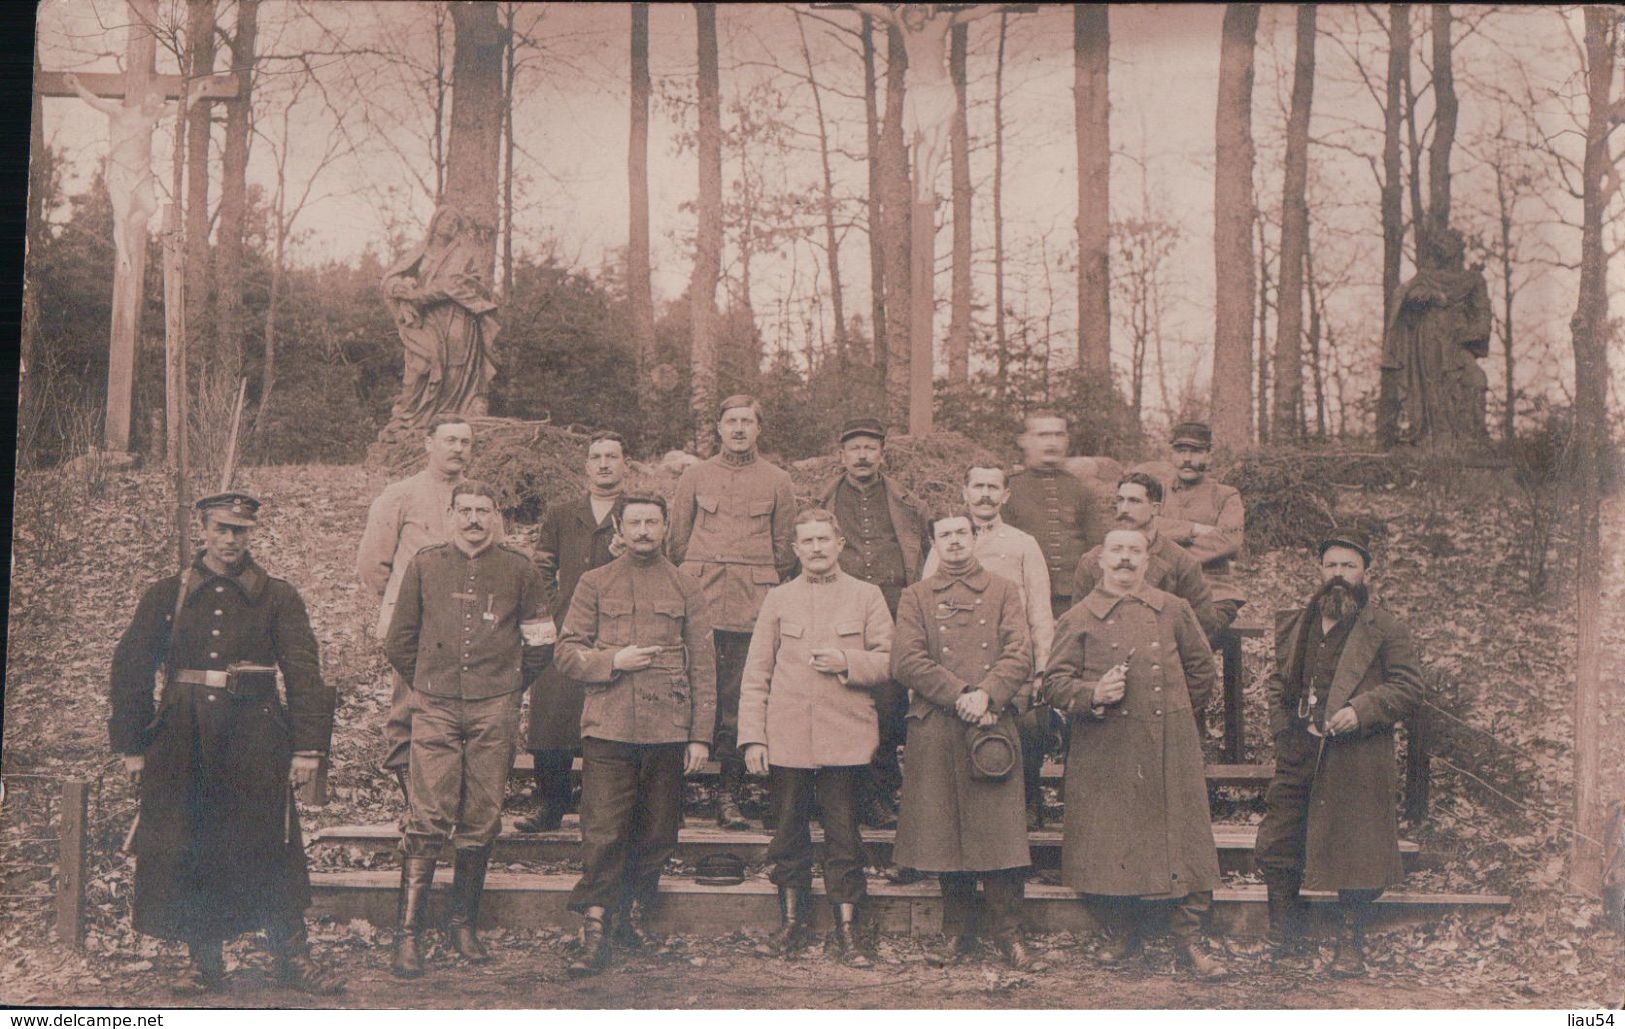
[35,71,242,101]
[55,781,89,949]
[1218,630,1246,763]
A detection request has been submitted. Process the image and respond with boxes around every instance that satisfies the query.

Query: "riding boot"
[448,846,493,963]
[992,928,1036,971]
[567,906,611,977]
[1329,894,1373,978]
[716,763,750,830]
[826,902,873,967]
[1093,900,1143,963]
[763,886,810,957]
[1169,893,1229,981]
[173,937,225,995]
[614,894,660,951]
[391,855,436,979]
[266,915,346,995]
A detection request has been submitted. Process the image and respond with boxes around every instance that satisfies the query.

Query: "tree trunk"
[879,24,912,429]
[1378,2,1409,448]
[184,0,216,372]
[215,0,257,384]
[947,22,972,384]
[500,2,516,299]
[444,1,505,279]
[1271,4,1316,441]
[690,2,724,455]
[1306,243,1326,437]
[862,14,886,369]
[628,3,656,387]
[992,14,1009,373]
[21,41,46,451]
[1255,212,1272,443]
[1427,3,1457,237]
[1402,25,1426,261]
[1496,161,1516,445]
[1567,4,1619,897]
[1211,3,1259,449]
[796,12,847,372]
[1075,5,1111,380]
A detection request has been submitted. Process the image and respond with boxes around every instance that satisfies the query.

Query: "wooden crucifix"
[36,0,239,456]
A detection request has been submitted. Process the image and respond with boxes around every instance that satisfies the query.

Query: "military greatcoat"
[527,495,619,749]
[109,554,335,943]
[1043,584,1219,897]
[890,563,1033,873]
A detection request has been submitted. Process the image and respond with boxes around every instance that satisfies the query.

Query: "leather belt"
[175,669,229,687]
[171,668,278,701]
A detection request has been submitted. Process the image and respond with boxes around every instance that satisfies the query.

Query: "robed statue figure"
[379,205,499,441]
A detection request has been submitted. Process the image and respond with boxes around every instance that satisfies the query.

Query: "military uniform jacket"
[1160,480,1246,605]
[385,542,550,700]
[1072,530,1222,640]
[108,554,334,942]
[1267,600,1424,890]
[816,473,931,589]
[890,563,1033,873]
[1043,585,1219,896]
[1003,466,1102,599]
[669,450,798,633]
[357,469,457,638]
[555,551,718,746]
[737,571,895,768]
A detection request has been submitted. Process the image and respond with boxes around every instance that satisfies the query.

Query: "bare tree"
[1426,3,1458,238]
[861,13,887,369]
[1272,4,1317,440]
[214,0,259,381]
[629,3,657,388]
[443,1,504,278]
[1212,3,1259,448]
[794,11,849,371]
[184,0,217,370]
[1075,4,1111,379]
[690,2,723,453]
[946,21,972,383]
[992,13,1009,371]
[1377,3,1410,447]
[878,24,912,427]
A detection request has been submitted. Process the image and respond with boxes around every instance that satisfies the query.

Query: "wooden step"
[310,819,1421,875]
[308,869,1508,937]
[510,754,1277,788]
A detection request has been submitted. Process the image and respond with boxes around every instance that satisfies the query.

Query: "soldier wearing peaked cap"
[109,492,343,996]
[1157,421,1248,636]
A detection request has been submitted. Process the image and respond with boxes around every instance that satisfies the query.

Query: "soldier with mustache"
[1157,421,1247,635]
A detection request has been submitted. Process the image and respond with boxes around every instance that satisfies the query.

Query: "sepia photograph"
[2,0,1624,1013]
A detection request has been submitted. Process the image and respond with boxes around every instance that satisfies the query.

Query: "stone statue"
[63,73,180,275]
[851,4,1004,201]
[379,205,500,441]
[1381,226,1492,449]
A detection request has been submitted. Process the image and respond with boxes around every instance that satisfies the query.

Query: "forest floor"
[2,454,1623,1010]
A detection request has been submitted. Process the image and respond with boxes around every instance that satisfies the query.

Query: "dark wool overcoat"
[527,496,618,749]
[1265,601,1425,890]
[108,554,334,942]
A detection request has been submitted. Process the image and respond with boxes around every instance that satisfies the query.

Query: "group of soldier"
[109,395,1424,996]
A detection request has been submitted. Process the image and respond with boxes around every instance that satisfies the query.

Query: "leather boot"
[1230,876,1307,962]
[826,903,873,967]
[717,765,750,830]
[448,846,493,963]
[1328,901,1369,978]
[173,938,225,995]
[267,918,346,995]
[391,855,436,978]
[924,934,976,967]
[1170,897,1229,981]
[857,783,898,830]
[1025,800,1046,832]
[1095,904,1143,963]
[762,887,810,957]
[614,896,659,951]
[517,752,570,833]
[993,929,1036,971]
[567,906,611,977]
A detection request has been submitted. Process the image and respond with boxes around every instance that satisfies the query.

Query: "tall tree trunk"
[1211,3,1259,449]
[500,2,516,299]
[1568,4,1619,896]
[1426,3,1457,237]
[992,14,1009,374]
[796,12,847,372]
[1496,160,1516,445]
[184,0,216,372]
[1075,5,1111,380]
[21,41,47,452]
[879,24,912,429]
[1271,4,1316,441]
[1306,244,1326,437]
[862,14,886,370]
[215,0,257,384]
[1255,212,1272,442]
[690,2,723,454]
[1402,28,1426,261]
[947,22,972,383]
[628,3,656,387]
[1378,2,1409,447]
[444,1,505,279]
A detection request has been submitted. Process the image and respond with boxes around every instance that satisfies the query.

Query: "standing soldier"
[815,417,930,829]
[1249,529,1424,977]
[669,395,797,829]
[518,431,628,833]
[1157,421,1247,634]
[555,495,717,976]
[739,508,895,964]
[1003,410,1102,621]
[892,510,1035,970]
[358,415,473,801]
[1043,526,1228,980]
[110,492,342,996]
[922,465,1055,829]
[384,481,551,978]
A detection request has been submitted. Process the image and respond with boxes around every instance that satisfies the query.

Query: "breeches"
[569,737,685,912]
[381,669,413,772]
[403,689,521,853]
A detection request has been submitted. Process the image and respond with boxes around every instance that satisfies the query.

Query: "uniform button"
[1153,686,1162,692]
[214,609,223,616]
[1151,663,1160,671]
[462,666,469,671]
[979,619,987,625]
[983,663,992,670]
[211,629,220,637]
[1154,710,1162,716]
[215,586,224,593]
[981,642,989,649]
[209,651,219,659]
[1106,619,1114,626]
[1111,642,1120,649]
[206,694,217,703]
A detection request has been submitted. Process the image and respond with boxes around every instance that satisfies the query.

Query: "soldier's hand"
[976,710,999,728]
[744,743,770,777]
[613,644,662,672]
[122,754,143,786]
[684,742,711,776]
[1092,672,1126,707]
[955,688,990,723]
[808,648,848,675]
[290,755,321,787]
[1325,705,1360,736]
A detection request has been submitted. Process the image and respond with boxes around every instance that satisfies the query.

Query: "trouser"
[864,681,908,807]
[713,630,751,773]
[766,765,867,905]
[1253,724,1321,881]
[939,868,1025,938]
[1017,707,1062,808]
[529,748,576,815]
[402,690,522,855]
[568,737,685,912]
[381,669,413,772]
[1086,890,1213,938]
